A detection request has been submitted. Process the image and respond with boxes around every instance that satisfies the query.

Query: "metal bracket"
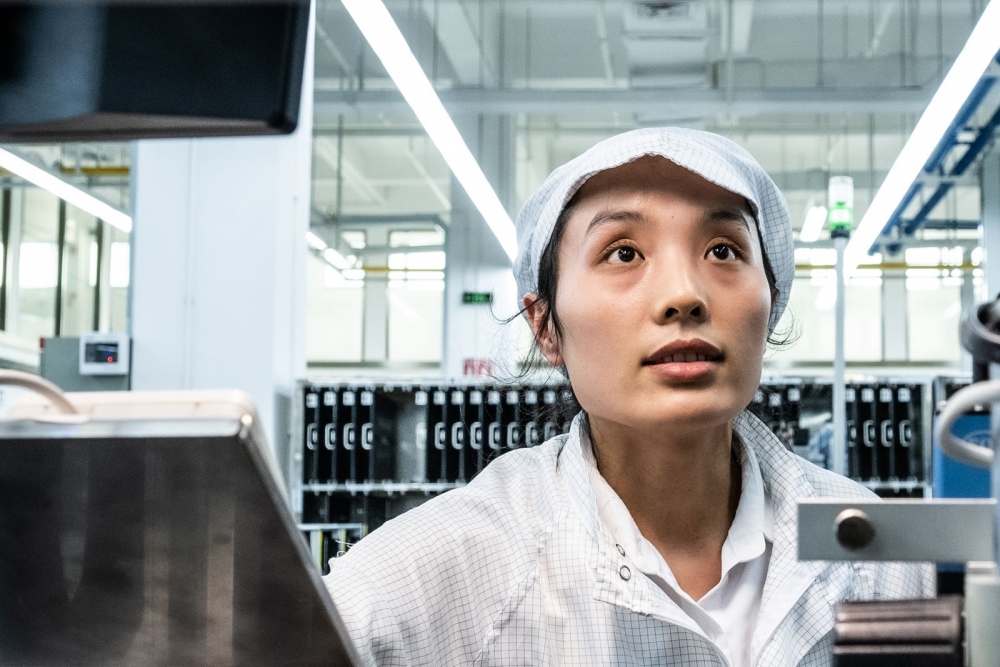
[798,499,996,562]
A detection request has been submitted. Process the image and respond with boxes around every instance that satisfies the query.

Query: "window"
[387,243,446,363]
[58,205,100,336]
[907,270,961,362]
[771,272,882,362]
[306,254,364,362]
[17,189,60,340]
[108,229,130,332]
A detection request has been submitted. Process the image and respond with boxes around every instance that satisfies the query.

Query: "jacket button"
[619,565,631,581]
[615,543,625,556]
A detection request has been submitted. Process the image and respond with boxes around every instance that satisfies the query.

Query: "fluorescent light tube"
[0,147,132,233]
[798,205,828,243]
[340,0,519,262]
[323,247,352,270]
[844,0,1000,274]
[306,231,327,250]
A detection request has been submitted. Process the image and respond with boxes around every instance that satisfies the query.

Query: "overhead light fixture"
[306,231,327,250]
[340,0,519,262]
[798,205,828,243]
[322,247,352,271]
[306,231,360,277]
[0,147,132,233]
[844,0,1000,274]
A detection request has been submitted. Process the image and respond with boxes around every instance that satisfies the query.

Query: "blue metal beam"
[924,76,997,173]
[950,103,1000,176]
[870,181,923,253]
[903,183,955,235]
[919,219,980,230]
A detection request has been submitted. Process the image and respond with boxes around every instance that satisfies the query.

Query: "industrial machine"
[799,297,1000,666]
[291,376,934,573]
[39,334,131,392]
[0,375,360,667]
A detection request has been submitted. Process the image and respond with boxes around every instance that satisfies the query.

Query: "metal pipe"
[0,370,79,415]
[817,0,824,87]
[335,114,344,220]
[53,200,66,337]
[832,234,848,477]
[726,0,735,116]
[314,85,935,116]
[92,218,104,332]
[796,261,979,272]
[595,0,615,85]
[0,189,8,332]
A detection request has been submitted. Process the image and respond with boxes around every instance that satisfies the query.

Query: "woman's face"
[532,156,773,432]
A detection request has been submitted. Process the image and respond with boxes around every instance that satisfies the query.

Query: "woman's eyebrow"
[585,209,644,235]
[703,205,751,233]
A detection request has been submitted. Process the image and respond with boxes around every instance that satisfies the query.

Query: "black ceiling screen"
[0,2,311,142]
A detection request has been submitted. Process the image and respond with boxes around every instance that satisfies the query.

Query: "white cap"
[513,127,794,333]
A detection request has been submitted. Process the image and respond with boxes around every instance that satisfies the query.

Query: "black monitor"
[0,2,310,142]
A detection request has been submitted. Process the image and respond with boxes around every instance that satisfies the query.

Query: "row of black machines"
[750,380,931,495]
[293,377,945,573]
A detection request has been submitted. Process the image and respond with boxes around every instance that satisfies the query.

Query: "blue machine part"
[933,413,991,574]
[933,413,991,498]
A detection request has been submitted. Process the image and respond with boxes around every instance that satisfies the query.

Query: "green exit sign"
[462,291,493,305]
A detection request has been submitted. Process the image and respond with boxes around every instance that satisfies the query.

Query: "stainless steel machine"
[0,376,360,667]
[799,298,1000,667]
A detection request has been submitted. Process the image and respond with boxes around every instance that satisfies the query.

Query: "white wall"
[129,4,315,472]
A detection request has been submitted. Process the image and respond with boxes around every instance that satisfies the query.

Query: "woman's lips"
[642,339,723,382]
[643,357,721,382]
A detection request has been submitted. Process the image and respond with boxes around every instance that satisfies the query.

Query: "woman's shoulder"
[793,455,879,500]
[398,436,570,548]
[322,438,571,664]
[737,409,877,500]
[325,436,570,590]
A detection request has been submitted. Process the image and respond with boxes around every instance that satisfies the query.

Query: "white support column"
[984,148,1000,301]
[5,188,22,336]
[832,235,848,477]
[980,146,1000,565]
[442,114,521,380]
[129,5,314,476]
[961,269,976,372]
[881,275,909,362]
[362,227,388,363]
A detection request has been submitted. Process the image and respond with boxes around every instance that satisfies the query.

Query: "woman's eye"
[710,244,738,261]
[608,246,637,264]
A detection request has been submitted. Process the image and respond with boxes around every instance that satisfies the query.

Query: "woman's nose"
[653,259,709,324]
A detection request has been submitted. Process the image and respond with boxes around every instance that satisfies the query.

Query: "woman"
[323,128,933,667]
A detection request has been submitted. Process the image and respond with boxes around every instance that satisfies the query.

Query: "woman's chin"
[598,397,744,433]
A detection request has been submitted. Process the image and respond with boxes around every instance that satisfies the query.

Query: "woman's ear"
[523,293,565,367]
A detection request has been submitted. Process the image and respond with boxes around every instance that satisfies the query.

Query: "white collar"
[580,425,773,588]
[557,411,827,665]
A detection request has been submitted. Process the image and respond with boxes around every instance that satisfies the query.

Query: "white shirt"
[583,435,773,667]
[324,411,934,667]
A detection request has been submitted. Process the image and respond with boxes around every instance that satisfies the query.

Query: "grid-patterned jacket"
[324,411,934,666]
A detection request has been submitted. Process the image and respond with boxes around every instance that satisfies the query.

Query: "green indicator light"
[828,203,853,234]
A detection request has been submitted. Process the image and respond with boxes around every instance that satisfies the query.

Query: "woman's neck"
[588,414,741,598]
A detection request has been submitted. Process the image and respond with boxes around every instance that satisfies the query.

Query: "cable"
[0,370,79,415]
[935,380,998,469]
